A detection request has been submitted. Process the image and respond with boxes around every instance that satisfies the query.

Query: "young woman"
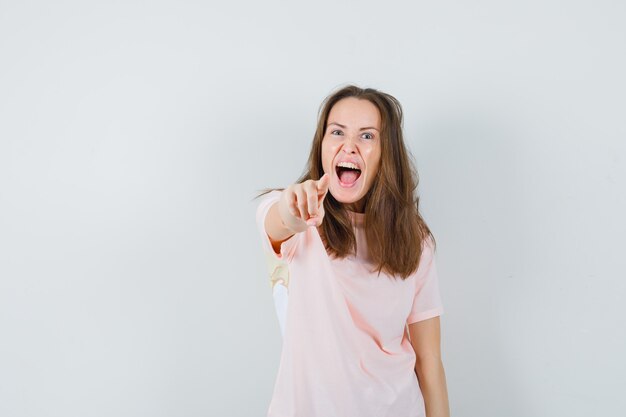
[255,85,450,417]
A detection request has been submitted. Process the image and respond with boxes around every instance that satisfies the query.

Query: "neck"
[345,202,364,213]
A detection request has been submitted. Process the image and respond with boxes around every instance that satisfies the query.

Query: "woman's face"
[321,97,382,213]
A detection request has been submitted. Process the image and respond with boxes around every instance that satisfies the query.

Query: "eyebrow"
[327,122,379,132]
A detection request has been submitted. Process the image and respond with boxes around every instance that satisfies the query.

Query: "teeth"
[337,161,360,170]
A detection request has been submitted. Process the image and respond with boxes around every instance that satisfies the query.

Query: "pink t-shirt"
[256,190,444,417]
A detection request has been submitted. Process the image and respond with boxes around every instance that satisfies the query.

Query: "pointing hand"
[278,173,330,233]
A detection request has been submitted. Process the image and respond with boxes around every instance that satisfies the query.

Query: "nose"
[341,133,358,153]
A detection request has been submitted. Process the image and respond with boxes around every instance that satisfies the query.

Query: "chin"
[329,186,364,204]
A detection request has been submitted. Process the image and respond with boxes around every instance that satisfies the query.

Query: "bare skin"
[321,97,382,213]
[409,316,451,417]
[265,97,382,248]
[264,173,330,253]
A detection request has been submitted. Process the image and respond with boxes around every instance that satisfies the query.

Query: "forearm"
[265,202,296,243]
[415,357,450,417]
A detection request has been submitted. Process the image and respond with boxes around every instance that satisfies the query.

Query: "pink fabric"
[256,190,444,417]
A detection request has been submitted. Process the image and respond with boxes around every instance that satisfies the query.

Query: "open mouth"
[335,165,362,187]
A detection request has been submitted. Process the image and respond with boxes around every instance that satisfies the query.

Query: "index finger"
[315,173,330,208]
[316,172,330,195]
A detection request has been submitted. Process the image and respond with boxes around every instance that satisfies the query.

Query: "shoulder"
[422,235,435,255]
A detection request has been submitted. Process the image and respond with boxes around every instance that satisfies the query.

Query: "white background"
[1,1,624,416]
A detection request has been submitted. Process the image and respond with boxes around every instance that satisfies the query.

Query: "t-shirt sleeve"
[406,237,444,325]
[255,190,301,263]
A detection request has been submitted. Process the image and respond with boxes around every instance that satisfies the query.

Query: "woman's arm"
[265,201,296,253]
[265,174,331,253]
[408,316,450,417]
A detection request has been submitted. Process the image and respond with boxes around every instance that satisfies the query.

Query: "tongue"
[339,169,360,185]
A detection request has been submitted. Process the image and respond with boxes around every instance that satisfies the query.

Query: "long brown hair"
[254,84,435,280]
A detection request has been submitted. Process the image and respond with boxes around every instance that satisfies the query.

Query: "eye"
[331,129,343,135]
[362,132,374,139]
